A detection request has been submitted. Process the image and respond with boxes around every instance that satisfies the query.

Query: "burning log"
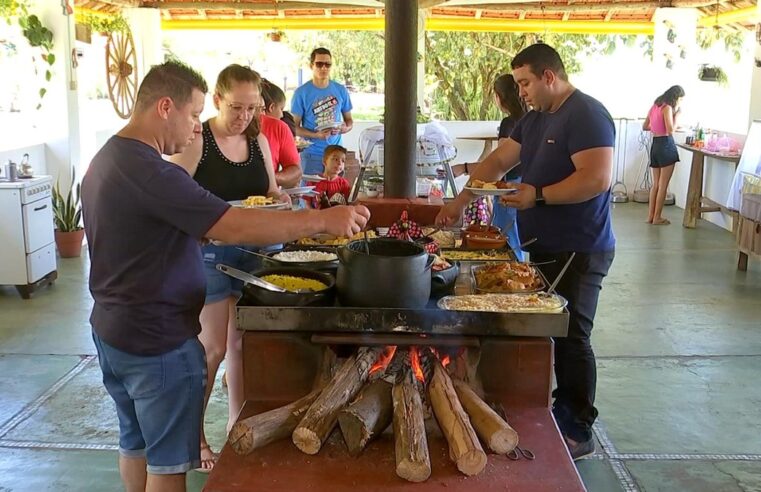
[452,380,519,454]
[337,346,398,456]
[338,379,393,456]
[393,370,431,483]
[429,359,487,476]
[293,347,381,455]
[228,389,321,456]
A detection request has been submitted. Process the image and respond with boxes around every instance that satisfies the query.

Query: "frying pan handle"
[215,264,286,292]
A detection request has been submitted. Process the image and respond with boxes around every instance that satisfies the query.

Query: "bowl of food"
[241,267,336,307]
[461,224,507,250]
[431,255,460,298]
[263,246,339,272]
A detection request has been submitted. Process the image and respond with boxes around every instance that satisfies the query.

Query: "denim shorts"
[301,152,325,177]
[92,332,206,474]
[650,135,680,168]
[201,244,264,304]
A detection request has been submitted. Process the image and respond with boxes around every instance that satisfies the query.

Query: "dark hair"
[510,43,568,82]
[323,144,347,162]
[261,78,286,110]
[215,64,262,139]
[135,59,208,113]
[310,47,332,64]
[493,74,526,119]
[654,85,685,108]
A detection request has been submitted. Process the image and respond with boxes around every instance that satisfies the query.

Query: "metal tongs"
[547,252,576,294]
[215,264,286,293]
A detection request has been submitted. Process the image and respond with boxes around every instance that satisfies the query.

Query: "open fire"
[228,345,520,483]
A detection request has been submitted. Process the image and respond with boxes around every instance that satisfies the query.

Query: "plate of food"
[297,230,377,246]
[229,196,290,209]
[302,174,327,182]
[316,122,344,132]
[437,292,567,313]
[282,186,316,196]
[464,179,519,196]
[295,137,313,151]
[472,262,545,293]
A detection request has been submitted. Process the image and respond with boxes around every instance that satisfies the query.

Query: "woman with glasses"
[170,64,289,473]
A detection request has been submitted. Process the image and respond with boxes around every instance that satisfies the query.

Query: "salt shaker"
[5,160,18,182]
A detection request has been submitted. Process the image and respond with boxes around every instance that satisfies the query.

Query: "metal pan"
[471,262,546,294]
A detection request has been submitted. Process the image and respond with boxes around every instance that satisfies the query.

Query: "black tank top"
[194,121,270,201]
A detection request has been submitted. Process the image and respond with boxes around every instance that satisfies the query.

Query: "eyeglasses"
[314,61,332,69]
[226,103,265,116]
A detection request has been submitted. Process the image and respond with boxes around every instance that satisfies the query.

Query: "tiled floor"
[0,203,759,491]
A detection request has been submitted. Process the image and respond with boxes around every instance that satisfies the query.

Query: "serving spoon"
[216,264,286,293]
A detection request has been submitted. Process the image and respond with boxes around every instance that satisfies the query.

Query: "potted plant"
[698,64,729,85]
[52,168,84,258]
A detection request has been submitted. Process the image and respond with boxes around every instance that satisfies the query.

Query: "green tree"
[285,30,385,91]
[425,32,624,120]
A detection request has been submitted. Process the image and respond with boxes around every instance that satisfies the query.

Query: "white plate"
[464,186,519,196]
[302,174,327,182]
[316,122,343,131]
[228,200,291,210]
[283,186,316,195]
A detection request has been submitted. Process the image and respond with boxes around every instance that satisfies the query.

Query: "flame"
[369,345,397,375]
[410,347,425,383]
[430,347,451,368]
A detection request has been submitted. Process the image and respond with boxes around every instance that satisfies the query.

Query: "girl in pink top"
[643,85,684,225]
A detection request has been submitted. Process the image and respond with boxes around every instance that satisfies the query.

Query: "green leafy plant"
[698,64,729,86]
[52,169,83,232]
[1,0,55,109]
[78,12,128,35]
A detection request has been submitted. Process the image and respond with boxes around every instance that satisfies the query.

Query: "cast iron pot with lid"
[336,238,434,308]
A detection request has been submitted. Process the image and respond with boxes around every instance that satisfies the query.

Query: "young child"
[308,144,352,208]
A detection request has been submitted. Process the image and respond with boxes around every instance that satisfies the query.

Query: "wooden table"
[458,136,499,162]
[676,143,741,229]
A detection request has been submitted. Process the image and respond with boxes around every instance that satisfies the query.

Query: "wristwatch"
[535,186,546,207]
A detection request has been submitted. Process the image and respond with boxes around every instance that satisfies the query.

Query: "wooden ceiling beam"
[450,1,718,12]
[92,0,141,7]
[147,1,383,10]
[418,0,449,8]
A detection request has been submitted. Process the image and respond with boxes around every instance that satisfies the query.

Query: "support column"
[417,11,427,114]
[384,0,417,198]
[122,8,163,83]
[748,1,761,123]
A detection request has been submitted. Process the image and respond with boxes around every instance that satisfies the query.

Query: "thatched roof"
[73,1,758,30]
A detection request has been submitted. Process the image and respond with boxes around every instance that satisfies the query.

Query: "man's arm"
[435,138,521,226]
[340,111,354,134]
[500,146,613,209]
[205,205,369,246]
[276,166,303,188]
[168,135,203,176]
[294,114,331,140]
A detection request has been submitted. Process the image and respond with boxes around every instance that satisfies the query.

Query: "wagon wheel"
[106,29,138,119]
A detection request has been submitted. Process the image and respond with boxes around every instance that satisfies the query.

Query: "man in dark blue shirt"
[437,44,615,461]
[82,60,369,492]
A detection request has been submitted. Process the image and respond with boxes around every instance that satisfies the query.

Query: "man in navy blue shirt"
[82,60,369,492]
[437,44,615,461]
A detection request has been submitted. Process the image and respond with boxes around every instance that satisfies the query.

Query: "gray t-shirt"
[82,136,229,355]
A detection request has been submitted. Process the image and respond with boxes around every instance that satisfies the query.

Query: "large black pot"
[336,238,434,308]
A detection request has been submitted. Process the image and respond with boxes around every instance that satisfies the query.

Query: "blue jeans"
[93,332,207,474]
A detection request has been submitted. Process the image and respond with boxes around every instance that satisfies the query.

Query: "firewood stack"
[228,345,521,483]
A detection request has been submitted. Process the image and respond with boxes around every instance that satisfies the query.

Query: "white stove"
[0,176,57,298]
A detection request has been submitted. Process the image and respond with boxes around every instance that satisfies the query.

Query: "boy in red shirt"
[308,145,351,208]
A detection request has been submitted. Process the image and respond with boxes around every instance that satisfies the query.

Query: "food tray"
[440,248,516,262]
[437,293,567,314]
[471,262,546,294]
